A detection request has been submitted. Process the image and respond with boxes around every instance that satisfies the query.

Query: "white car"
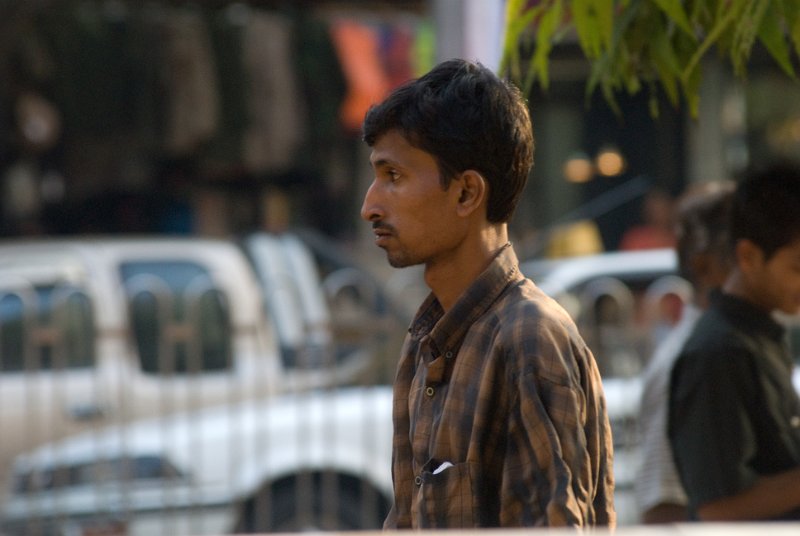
[0,234,372,496]
[1,386,394,535]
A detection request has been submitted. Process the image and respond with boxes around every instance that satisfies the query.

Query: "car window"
[0,283,94,372]
[120,261,232,374]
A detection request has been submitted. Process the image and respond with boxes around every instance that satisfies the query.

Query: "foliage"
[501,0,800,117]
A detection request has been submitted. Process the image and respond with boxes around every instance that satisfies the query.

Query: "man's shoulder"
[489,279,594,379]
[496,278,579,331]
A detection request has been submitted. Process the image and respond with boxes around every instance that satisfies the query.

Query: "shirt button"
[414,475,422,486]
[425,386,435,397]
[791,416,800,428]
[445,351,453,359]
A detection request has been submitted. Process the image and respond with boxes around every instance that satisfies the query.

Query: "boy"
[669,164,800,520]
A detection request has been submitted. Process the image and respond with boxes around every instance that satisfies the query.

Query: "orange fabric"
[330,21,391,132]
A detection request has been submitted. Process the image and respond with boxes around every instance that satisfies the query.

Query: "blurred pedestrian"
[360,58,615,529]
[669,163,800,521]
[619,188,677,251]
[636,180,735,523]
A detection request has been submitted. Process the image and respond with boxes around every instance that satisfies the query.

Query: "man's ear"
[455,170,487,217]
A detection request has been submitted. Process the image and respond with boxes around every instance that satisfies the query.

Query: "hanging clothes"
[292,9,347,167]
[241,9,306,174]
[160,6,220,156]
[330,19,391,133]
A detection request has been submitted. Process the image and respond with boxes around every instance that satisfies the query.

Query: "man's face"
[360,130,464,268]
[750,238,800,315]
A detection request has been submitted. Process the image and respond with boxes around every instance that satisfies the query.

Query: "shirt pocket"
[414,461,479,528]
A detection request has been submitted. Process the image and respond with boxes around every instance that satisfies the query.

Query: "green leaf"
[527,0,564,90]
[682,6,737,82]
[572,0,603,58]
[500,7,540,80]
[596,0,614,49]
[784,0,800,58]
[757,0,797,77]
[731,0,769,75]
[683,54,703,117]
[585,0,643,113]
[650,23,682,106]
[651,0,696,38]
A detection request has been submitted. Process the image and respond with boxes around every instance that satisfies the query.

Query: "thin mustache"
[372,222,394,233]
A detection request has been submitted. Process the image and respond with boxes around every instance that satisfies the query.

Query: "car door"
[101,239,283,420]
[0,251,120,486]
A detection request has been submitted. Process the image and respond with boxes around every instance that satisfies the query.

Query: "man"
[360,58,615,528]
[669,163,800,521]
[636,182,735,523]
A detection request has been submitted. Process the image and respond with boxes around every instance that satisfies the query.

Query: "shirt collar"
[409,243,523,358]
[712,289,786,342]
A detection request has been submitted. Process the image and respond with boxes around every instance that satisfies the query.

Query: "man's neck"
[424,226,509,312]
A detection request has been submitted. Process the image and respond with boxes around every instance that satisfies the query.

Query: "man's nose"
[360,181,382,222]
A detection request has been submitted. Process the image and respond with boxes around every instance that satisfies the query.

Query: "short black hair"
[732,162,800,259]
[362,58,534,223]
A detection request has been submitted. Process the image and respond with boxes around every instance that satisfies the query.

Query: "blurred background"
[1,1,800,534]
[2,0,800,259]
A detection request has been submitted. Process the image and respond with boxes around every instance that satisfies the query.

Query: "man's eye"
[388,170,401,182]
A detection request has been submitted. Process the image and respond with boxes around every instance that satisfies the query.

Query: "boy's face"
[749,238,800,315]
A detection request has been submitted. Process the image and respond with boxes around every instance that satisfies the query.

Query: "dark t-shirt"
[668,290,800,520]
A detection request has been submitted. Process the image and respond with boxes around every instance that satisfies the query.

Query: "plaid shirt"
[383,245,615,528]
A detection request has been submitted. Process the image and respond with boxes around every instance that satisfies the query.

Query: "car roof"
[521,248,678,296]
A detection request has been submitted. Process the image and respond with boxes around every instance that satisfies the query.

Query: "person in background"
[669,163,800,521]
[360,58,615,528]
[619,188,677,251]
[636,181,736,523]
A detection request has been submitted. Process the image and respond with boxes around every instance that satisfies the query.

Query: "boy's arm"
[697,467,800,521]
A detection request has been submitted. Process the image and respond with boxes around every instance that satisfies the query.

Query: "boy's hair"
[675,181,736,284]
[362,58,534,223]
[732,162,800,260]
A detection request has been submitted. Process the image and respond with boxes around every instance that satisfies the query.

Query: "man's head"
[362,58,534,223]
[727,163,800,314]
[674,181,735,307]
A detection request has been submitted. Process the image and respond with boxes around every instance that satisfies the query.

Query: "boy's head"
[362,58,534,223]
[732,163,800,259]
[728,163,800,314]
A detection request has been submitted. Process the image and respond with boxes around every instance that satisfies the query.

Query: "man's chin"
[388,257,410,269]
[386,252,418,269]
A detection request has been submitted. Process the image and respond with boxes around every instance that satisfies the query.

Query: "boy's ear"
[455,170,487,217]
[735,238,764,274]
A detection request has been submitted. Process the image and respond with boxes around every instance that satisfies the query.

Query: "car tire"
[233,472,389,533]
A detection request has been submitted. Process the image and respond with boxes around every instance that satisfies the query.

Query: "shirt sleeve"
[501,312,615,526]
[668,345,760,509]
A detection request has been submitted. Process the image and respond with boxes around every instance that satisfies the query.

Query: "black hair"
[732,162,800,260]
[362,58,534,223]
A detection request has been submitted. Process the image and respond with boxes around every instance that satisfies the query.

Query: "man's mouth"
[372,225,392,245]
